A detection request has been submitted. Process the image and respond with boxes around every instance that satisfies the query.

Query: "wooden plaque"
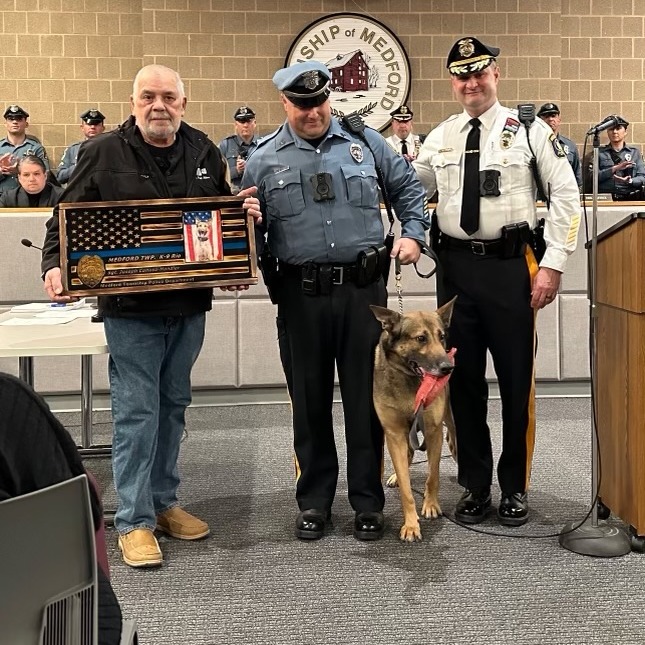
[59,196,257,296]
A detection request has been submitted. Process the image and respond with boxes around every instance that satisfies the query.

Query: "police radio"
[517,103,551,209]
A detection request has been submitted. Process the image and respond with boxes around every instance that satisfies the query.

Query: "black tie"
[400,139,408,156]
[460,117,481,236]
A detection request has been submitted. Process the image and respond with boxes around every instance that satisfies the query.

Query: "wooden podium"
[595,212,645,536]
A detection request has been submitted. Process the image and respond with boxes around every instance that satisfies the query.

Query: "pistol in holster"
[531,218,546,262]
[258,248,281,304]
[430,210,441,250]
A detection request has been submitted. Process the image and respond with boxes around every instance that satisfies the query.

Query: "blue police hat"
[272,61,331,108]
[537,103,560,117]
[446,37,500,76]
[604,114,629,128]
[3,105,29,119]
[234,106,256,121]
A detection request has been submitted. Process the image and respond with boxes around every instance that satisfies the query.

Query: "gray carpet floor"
[60,398,645,645]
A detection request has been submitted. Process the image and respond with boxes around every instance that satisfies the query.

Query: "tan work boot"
[156,507,210,540]
[118,528,163,568]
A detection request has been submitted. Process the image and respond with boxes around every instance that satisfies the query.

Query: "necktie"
[400,139,408,156]
[460,117,481,236]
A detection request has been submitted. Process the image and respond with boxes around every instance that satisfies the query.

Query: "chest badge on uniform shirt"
[626,153,632,162]
[350,143,364,163]
[500,117,519,149]
[563,144,570,154]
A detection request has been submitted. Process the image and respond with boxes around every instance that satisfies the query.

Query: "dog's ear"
[369,305,401,333]
[436,296,457,329]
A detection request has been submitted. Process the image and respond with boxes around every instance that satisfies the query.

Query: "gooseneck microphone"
[586,116,620,135]
[21,238,43,251]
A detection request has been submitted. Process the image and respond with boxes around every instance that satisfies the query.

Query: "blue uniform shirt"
[243,118,429,265]
[595,143,645,196]
[57,141,82,184]
[218,134,258,189]
[558,134,582,188]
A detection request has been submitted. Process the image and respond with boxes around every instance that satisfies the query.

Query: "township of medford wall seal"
[77,255,105,288]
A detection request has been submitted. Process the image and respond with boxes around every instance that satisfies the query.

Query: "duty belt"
[280,261,377,295]
[440,235,505,257]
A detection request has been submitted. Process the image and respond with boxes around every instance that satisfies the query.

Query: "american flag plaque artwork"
[59,196,257,296]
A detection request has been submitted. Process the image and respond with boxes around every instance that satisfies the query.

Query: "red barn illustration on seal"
[326,50,369,92]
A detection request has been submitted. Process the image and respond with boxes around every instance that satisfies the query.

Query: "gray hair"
[17,155,47,174]
[132,65,185,98]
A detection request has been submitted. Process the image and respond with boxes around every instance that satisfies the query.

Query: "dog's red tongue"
[414,348,456,413]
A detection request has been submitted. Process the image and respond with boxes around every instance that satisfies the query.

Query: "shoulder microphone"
[21,238,43,251]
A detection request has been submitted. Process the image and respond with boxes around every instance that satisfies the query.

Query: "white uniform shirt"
[413,101,581,272]
[385,133,422,159]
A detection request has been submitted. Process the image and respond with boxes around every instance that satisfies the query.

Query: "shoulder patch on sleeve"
[549,133,567,158]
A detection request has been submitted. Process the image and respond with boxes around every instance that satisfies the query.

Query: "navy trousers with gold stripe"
[436,246,538,494]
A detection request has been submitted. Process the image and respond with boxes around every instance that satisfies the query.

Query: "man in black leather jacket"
[41,65,261,568]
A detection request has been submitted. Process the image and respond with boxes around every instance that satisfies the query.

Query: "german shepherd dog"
[370,299,456,542]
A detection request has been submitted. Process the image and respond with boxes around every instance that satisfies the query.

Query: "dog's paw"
[399,522,422,542]
[421,499,442,519]
[386,473,399,488]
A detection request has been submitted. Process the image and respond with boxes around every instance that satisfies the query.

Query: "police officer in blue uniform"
[537,103,582,188]
[218,106,258,193]
[0,105,50,195]
[57,109,106,184]
[243,61,429,542]
[591,115,645,200]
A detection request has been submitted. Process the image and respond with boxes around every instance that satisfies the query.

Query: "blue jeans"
[104,314,206,534]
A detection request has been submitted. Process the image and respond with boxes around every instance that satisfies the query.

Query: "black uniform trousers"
[436,246,538,494]
[275,272,387,513]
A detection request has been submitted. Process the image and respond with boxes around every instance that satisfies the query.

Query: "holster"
[430,210,441,250]
[356,245,385,287]
[501,222,531,259]
[258,248,281,304]
[531,218,546,262]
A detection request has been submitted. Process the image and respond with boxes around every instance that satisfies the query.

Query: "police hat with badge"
[273,61,331,108]
[80,108,105,125]
[234,106,256,122]
[390,105,413,122]
[446,37,500,76]
[537,103,560,118]
[3,105,29,120]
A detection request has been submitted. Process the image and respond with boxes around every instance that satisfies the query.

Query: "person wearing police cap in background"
[537,103,582,188]
[57,109,106,184]
[0,105,50,196]
[414,37,580,527]
[218,106,258,194]
[243,61,429,542]
[385,105,425,162]
[586,115,645,200]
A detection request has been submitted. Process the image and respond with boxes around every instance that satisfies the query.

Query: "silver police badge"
[626,153,632,162]
[350,143,363,163]
[302,70,320,90]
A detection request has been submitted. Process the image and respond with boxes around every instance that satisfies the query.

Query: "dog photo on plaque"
[59,196,257,296]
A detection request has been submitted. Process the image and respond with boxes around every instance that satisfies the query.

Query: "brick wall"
[1,0,643,166]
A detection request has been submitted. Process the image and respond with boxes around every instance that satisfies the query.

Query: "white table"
[0,309,110,456]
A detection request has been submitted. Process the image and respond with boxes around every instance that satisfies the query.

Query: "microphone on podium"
[21,238,43,251]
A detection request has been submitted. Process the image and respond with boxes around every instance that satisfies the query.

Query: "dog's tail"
[444,399,457,462]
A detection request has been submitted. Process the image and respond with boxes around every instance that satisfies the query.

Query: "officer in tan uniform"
[414,37,580,527]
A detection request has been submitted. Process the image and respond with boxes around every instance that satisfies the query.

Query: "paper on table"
[36,308,95,318]
[0,315,77,326]
[10,303,50,313]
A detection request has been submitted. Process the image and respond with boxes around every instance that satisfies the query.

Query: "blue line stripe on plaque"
[222,241,247,249]
[69,245,184,260]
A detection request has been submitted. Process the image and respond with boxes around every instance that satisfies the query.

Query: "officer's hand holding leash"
[219,186,262,292]
[392,237,421,264]
[530,266,561,310]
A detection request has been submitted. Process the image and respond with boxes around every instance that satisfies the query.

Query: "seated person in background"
[57,109,106,184]
[218,106,258,194]
[0,372,123,645]
[537,102,582,188]
[0,155,63,207]
[385,105,425,161]
[0,105,50,195]
[588,115,645,200]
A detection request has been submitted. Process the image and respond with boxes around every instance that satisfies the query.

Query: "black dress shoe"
[497,492,528,526]
[454,488,491,524]
[295,509,330,540]
[354,511,385,541]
